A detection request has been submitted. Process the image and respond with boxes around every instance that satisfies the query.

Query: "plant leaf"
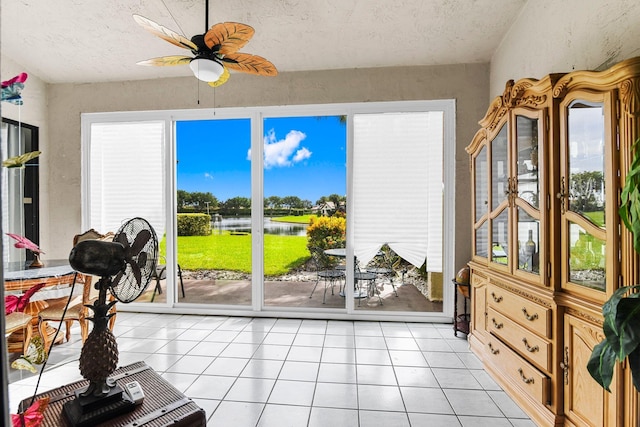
[588,339,617,392]
[614,297,640,359]
[629,346,640,392]
[620,138,640,252]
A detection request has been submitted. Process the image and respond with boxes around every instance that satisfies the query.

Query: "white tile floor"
[8,312,535,426]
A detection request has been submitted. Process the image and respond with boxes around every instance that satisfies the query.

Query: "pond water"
[214,217,308,236]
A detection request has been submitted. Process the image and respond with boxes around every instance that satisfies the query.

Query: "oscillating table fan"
[63,217,158,427]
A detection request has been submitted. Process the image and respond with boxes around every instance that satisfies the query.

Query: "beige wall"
[490,0,640,98]
[45,64,488,266]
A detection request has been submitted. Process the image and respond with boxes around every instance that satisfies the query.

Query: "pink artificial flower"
[6,233,44,254]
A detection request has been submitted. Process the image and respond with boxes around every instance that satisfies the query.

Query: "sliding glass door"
[262,115,347,310]
[175,119,252,307]
[83,100,455,320]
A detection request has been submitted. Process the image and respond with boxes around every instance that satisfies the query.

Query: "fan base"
[62,384,135,427]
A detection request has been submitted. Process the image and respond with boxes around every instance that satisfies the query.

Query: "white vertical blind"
[89,121,166,236]
[353,111,443,271]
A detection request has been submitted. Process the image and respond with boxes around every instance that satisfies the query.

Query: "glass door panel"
[567,102,606,224]
[476,222,489,258]
[262,116,346,309]
[564,100,606,293]
[516,208,540,274]
[491,209,509,265]
[515,116,540,209]
[568,222,606,291]
[475,146,488,221]
[175,119,252,306]
[491,125,509,211]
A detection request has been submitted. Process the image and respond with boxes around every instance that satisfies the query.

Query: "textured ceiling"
[1,0,527,84]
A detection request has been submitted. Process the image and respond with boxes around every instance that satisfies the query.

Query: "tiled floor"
[8,312,535,426]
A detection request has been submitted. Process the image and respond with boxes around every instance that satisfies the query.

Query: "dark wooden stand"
[452,279,470,336]
[18,361,206,427]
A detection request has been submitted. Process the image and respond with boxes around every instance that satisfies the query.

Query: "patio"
[142,269,444,312]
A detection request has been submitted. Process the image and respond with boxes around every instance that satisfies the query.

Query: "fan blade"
[115,231,130,249]
[130,229,152,254]
[136,56,193,67]
[130,261,143,285]
[208,67,231,87]
[133,14,197,51]
[222,53,278,76]
[204,22,254,54]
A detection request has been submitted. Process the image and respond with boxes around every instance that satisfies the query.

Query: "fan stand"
[63,279,135,427]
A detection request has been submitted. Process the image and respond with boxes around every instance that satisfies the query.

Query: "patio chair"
[366,247,399,297]
[309,247,345,304]
[37,229,117,351]
[150,256,185,302]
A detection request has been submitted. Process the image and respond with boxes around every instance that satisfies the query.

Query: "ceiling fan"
[133,2,277,87]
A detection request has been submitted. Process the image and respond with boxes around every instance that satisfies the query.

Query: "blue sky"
[176,116,346,203]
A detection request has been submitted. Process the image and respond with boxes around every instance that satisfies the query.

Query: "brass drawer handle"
[518,368,535,384]
[491,318,503,329]
[488,343,500,355]
[522,338,539,353]
[491,292,503,303]
[522,308,538,321]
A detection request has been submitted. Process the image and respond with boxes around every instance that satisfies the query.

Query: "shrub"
[177,213,211,236]
[306,216,346,251]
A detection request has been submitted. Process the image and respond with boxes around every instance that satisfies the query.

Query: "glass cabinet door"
[513,113,542,278]
[490,125,509,266]
[561,99,608,293]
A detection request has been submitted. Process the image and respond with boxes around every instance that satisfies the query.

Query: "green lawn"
[162,231,310,276]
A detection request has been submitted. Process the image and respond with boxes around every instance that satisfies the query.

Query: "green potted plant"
[588,138,640,392]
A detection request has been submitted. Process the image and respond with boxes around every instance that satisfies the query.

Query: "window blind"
[353,111,443,271]
[89,121,166,236]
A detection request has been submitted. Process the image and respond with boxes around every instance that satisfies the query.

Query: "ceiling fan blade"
[204,22,254,54]
[133,14,197,51]
[208,67,230,87]
[136,56,193,67]
[222,53,278,76]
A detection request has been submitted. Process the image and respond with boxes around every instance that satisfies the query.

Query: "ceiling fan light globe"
[189,58,224,82]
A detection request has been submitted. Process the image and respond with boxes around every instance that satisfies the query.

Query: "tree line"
[177,190,346,215]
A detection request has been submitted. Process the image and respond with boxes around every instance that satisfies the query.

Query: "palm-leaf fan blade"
[136,56,193,67]
[223,53,278,76]
[133,14,197,50]
[205,22,255,53]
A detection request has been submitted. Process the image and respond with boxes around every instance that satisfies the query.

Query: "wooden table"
[4,260,77,353]
[19,361,206,427]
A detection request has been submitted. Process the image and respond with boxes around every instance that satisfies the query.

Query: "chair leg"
[178,264,186,298]
[310,277,320,299]
[23,322,32,355]
[64,320,73,342]
[38,317,51,354]
[80,319,89,343]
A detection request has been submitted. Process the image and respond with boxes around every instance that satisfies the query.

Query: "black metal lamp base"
[62,384,135,427]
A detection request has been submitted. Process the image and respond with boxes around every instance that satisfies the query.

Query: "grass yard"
[162,231,310,276]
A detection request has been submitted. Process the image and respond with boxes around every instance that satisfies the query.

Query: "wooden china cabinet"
[466,57,640,427]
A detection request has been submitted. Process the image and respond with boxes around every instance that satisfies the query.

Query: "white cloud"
[204,172,213,180]
[261,129,312,169]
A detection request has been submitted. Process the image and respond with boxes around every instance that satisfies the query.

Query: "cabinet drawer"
[485,337,550,405]
[487,307,551,372]
[487,284,551,338]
